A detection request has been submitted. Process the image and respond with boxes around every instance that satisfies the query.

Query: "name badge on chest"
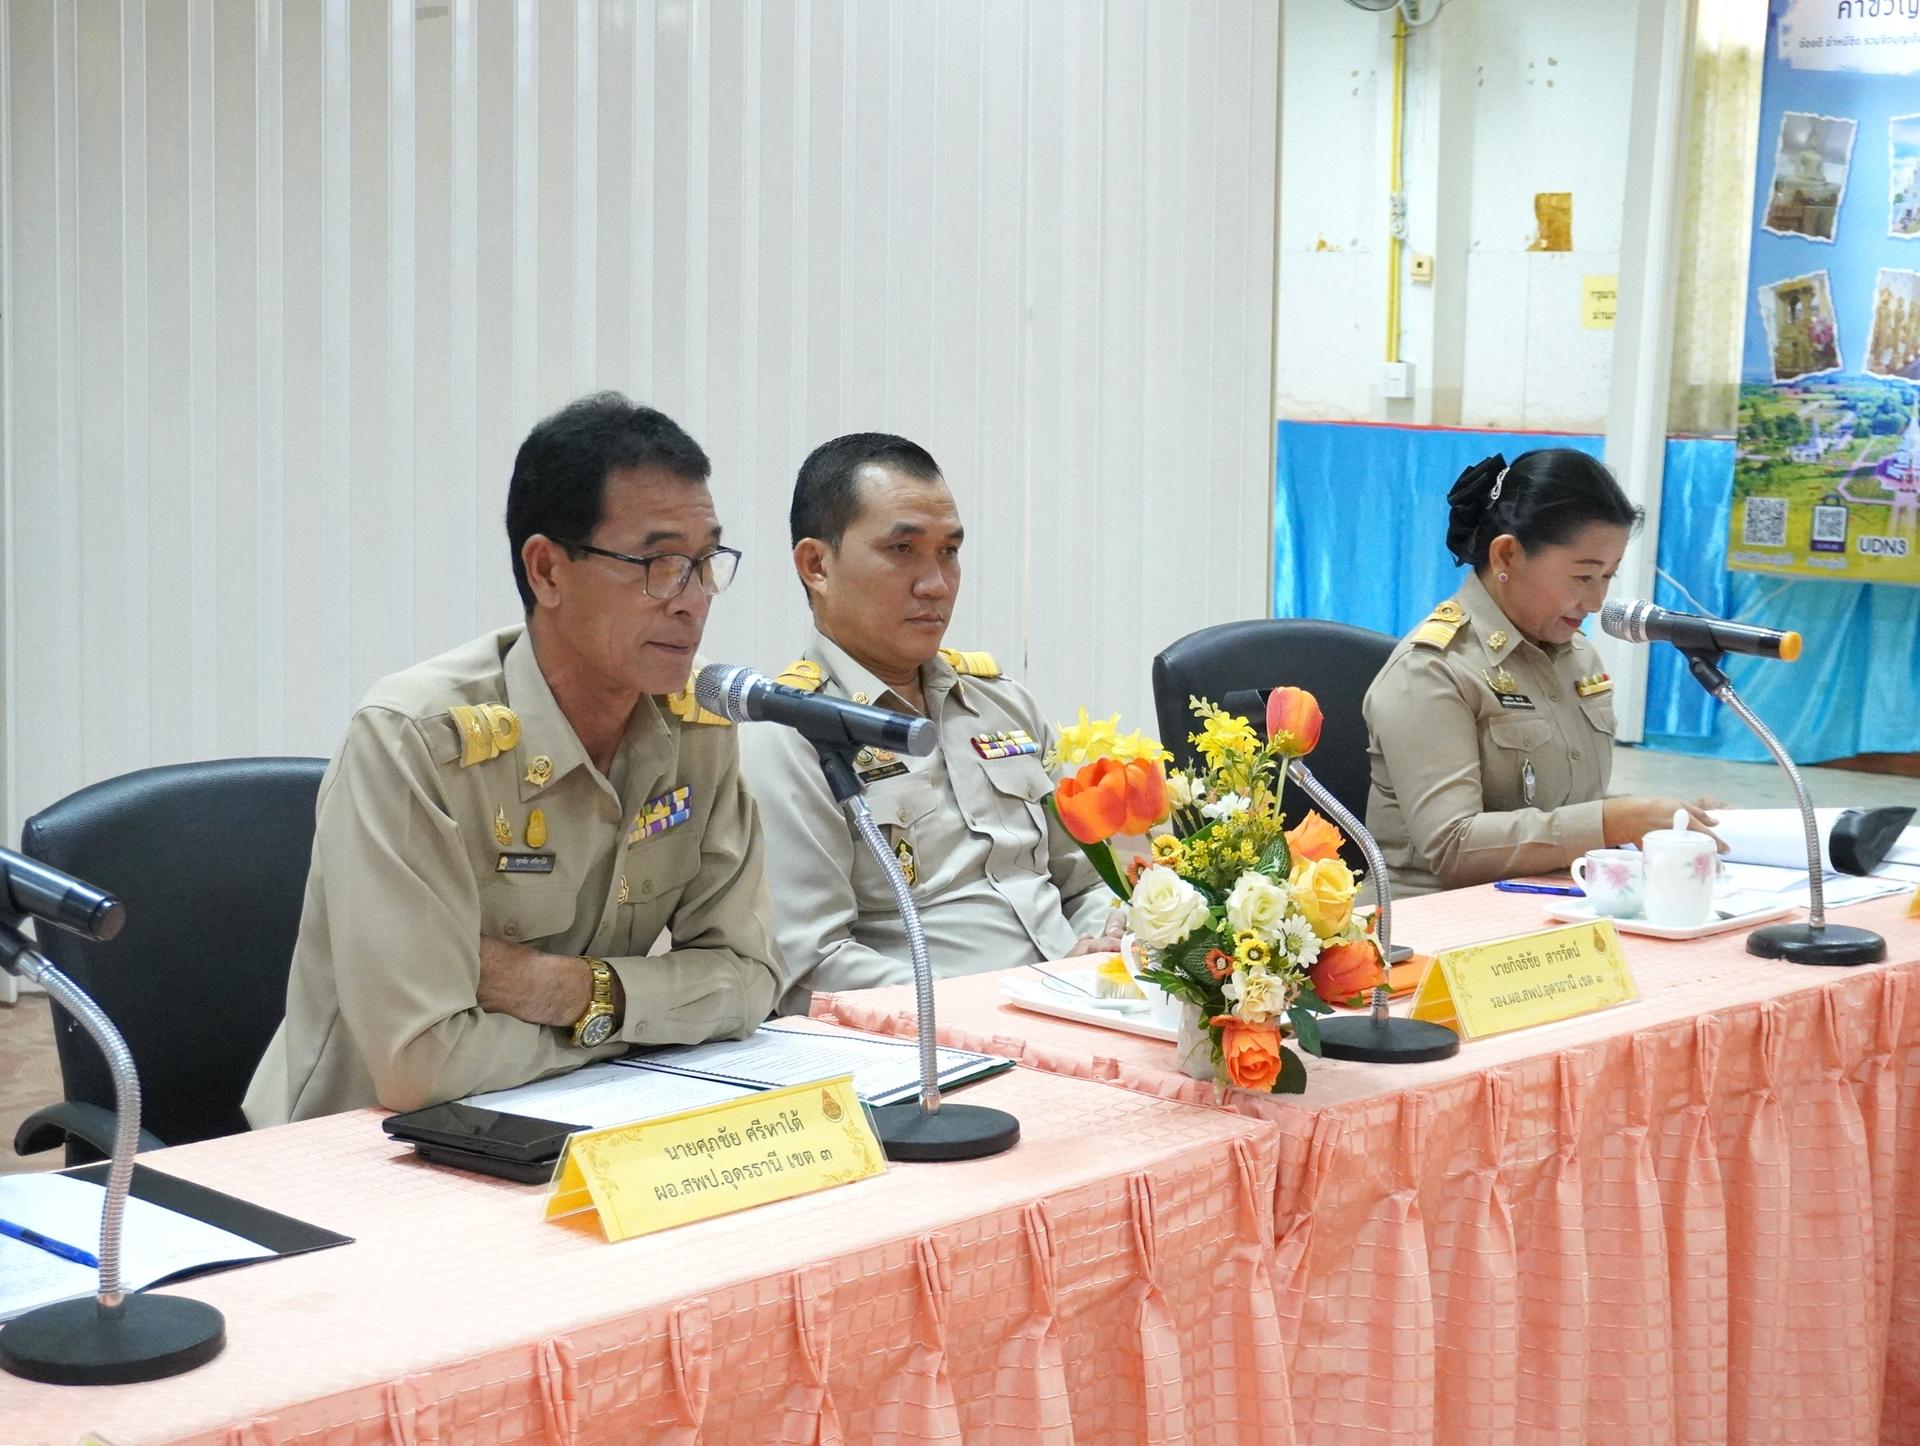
[496,852,557,874]
[1483,667,1535,710]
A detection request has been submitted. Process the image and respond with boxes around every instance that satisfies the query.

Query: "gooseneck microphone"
[693,664,937,756]
[1600,599,1803,662]
[0,847,125,942]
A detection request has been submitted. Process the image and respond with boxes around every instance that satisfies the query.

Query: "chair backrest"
[20,757,328,1153]
[1151,619,1398,848]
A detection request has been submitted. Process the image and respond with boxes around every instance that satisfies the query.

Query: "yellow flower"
[1151,834,1185,866]
[1049,708,1122,767]
[1290,856,1360,940]
[1190,711,1259,766]
[1110,730,1173,765]
[1235,932,1273,970]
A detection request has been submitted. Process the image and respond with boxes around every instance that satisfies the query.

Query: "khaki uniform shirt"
[1363,571,1616,896]
[243,626,780,1126]
[738,630,1112,1007]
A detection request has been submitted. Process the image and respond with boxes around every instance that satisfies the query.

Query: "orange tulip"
[1054,756,1170,844]
[1265,686,1323,757]
[1220,1020,1284,1091]
[1285,809,1345,864]
[1310,938,1386,1008]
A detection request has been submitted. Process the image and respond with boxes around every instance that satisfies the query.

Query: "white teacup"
[1641,811,1718,927]
[1121,934,1186,1031]
[1571,848,1645,917]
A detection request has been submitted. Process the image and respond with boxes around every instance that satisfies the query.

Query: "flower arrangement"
[1048,688,1385,1094]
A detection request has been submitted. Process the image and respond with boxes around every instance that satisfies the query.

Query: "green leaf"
[1287,1004,1323,1056]
[1296,984,1333,1015]
[1274,1045,1309,1094]
[1044,795,1130,900]
[1257,832,1293,880]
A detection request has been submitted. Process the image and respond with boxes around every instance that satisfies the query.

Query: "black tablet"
[382,1100,578,1164]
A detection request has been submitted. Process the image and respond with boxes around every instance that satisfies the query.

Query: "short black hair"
[789,433,943,549]
[505,392,711,610]
[1444,447,1642,570]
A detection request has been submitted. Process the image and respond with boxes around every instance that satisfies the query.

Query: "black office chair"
[1151,619,1398,859]
[12,757,327,1165]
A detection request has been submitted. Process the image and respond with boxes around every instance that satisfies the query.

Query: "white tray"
[1544,893,1797,940]
[1000,969,1177,1041]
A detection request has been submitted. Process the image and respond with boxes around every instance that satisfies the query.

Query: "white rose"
[1225,872,1289,940]
[1127,865,1212,949]
[1224,967,1287,1023]
[1165,771,1198,809]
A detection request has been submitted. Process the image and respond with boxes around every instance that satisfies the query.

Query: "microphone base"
[1317,1012,1460,1064]
[1,1293,225,1386]
[872,1101,1020,1162]
[1746,920,1886,967]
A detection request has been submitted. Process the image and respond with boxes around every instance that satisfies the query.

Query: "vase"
[1172,1001,1217,1082]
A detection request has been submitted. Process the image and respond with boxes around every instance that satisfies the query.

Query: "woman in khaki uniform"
[1364,449,1719,895]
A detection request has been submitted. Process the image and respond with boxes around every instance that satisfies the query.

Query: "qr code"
[1811,504,1847,544]
[1743,497,1789,547]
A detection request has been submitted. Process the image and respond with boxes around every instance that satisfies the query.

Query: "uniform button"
[1571,749,1583,760]
[503,922,520,939]
[641,878,655,897]
[853,692,869,704]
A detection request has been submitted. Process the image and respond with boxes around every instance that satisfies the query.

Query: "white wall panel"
[1,0,1279,847]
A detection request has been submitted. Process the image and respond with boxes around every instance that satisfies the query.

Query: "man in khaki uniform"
[245,395,779,1126]
[738,434,1119,1009]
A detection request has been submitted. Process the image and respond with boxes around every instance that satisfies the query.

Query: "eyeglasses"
[557,540,743,599]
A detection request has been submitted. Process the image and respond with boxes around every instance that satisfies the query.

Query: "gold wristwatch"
[570,957,618,1047]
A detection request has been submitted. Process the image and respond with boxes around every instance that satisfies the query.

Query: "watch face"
[579,1012,616,1048]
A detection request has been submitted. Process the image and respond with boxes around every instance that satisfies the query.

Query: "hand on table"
[1603,795,1727,852]
[477,936,604,1028]
[1062,908,1127,959]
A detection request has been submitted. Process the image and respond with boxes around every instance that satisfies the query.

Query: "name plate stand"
[1409,918,1638,1040]
[544,1074,886,1241]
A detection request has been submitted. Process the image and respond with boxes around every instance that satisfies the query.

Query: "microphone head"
[692,663,756,722]
[1599,598,1650,643]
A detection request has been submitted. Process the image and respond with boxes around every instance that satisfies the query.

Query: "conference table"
[1,886,1916,1444]
[810,886,1920,1446]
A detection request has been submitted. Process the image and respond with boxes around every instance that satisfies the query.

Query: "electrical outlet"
[1410,253,1434,283]
[1382,361,1415,400]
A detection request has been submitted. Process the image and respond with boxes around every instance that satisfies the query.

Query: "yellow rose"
[1289,856,1359,940]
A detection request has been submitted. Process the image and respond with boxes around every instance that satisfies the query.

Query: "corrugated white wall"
[0,0,1278,856]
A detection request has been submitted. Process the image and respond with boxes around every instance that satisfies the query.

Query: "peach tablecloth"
[0,1062,1287,1445]
[812,888,1920,1445]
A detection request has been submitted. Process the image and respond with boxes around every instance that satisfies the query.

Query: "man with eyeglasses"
[246,393,780,1126]
[738,433,1122,1012]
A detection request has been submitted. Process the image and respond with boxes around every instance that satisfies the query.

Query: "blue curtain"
[1273,421,1920,763]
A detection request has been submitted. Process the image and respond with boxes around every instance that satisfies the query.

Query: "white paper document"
[621,1022,1011,1108]
[465,1062,755,1129]
[0,1172,271,1323]
[1717,861,1909,910]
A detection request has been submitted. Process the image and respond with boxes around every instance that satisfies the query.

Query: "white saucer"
[1544,892,1797,940]
[1000,969,1178,1041]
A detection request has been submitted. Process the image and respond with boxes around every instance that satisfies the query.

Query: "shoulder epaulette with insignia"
[1410,601,1466,652]
[663,687,732,727]
[939,647,1002,679]
[774,659,825,693]
[447,703,521,767]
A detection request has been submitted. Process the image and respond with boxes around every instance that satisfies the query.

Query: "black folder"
[64,1162,351,1286]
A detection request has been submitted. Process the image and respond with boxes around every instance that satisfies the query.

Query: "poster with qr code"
[1730,3,1920,585]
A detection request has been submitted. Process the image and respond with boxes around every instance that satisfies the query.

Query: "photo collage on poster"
[1733,3,1920,587]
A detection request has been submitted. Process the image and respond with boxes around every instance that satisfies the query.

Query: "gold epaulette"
[939,647,1001,679]
[1410,601,1466,652]
[447,703,521,767]
[774,659,825,693]
[663,687,732,727]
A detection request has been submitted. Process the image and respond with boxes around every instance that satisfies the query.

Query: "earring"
[1498,571,1509,582]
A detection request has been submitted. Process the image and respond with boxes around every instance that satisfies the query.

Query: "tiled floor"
[2,744,1916,1174]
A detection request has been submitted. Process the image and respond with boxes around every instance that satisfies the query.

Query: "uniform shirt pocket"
[855,773,939,907]
[979,757,1054,871]
[1579,696,1619,737]
[1485,716,1554,753]
[480,880,579,948]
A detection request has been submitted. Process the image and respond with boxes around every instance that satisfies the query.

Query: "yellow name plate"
[543,1074,886,1241]
[1409,918,1637,1040]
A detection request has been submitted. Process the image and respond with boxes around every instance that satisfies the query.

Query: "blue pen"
[1493,880,1585,898]
[0,1216,99,1269]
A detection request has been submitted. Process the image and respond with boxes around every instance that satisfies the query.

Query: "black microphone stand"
[805,744,1019,1161]
[1679,649,1886,966]
[1285,759,1460,1063]
[0,915,226,1385]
